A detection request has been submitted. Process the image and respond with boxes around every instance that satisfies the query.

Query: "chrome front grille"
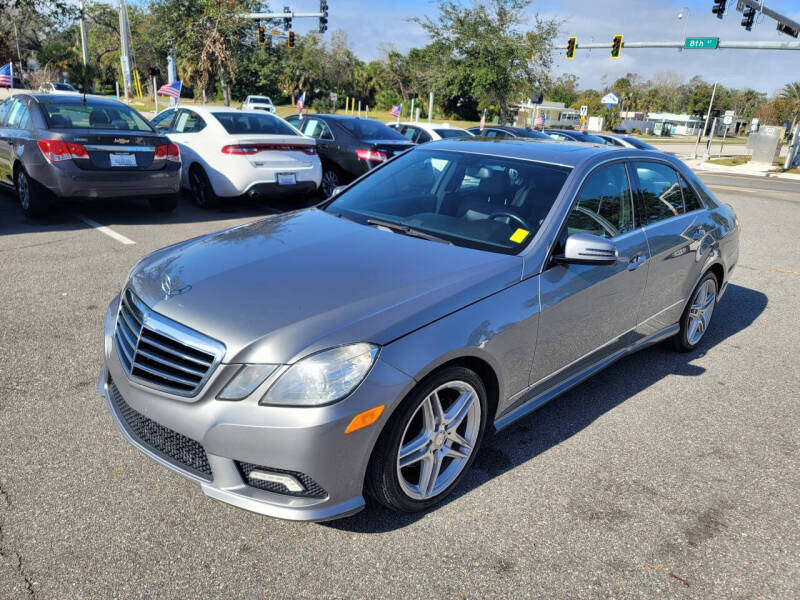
[115,289,225,396]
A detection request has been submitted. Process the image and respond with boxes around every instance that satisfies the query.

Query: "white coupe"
[150,106,321,208]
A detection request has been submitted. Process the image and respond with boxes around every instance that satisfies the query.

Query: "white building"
[510,101,581,128]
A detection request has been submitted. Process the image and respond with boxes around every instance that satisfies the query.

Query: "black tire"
[149,194,179,213]
[320,165,343,198]
[671,272,718,352]
[189,165,219,209]
[16,167,49,218]
[366,366,488,513]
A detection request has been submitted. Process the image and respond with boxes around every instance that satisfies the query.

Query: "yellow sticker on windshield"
[510,228,530,243]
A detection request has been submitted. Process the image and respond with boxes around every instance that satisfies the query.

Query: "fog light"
[250,470,305,493]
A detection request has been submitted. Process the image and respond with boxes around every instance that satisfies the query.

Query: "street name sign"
[684,37,719,49]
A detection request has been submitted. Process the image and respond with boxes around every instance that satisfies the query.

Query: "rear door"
[298,117,341,166]
[631,160,711,332]
[2,98,35,185]
[531,161,650,388]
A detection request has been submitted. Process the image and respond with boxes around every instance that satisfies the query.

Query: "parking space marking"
[75,214,136,245]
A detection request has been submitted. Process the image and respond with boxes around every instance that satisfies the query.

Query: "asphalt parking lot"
[1,173,798,599]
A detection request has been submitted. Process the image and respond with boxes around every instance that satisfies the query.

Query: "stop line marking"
[75,214,136,245]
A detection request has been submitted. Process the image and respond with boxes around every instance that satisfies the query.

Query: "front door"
[530,161,650,388]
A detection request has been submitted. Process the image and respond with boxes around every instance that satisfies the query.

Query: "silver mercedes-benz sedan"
[99,138,740,521]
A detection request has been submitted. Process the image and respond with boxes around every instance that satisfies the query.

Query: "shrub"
[311,96,334,113]
[374,89,401,111]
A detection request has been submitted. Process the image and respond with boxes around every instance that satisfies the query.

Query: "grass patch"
[707,156,751,167]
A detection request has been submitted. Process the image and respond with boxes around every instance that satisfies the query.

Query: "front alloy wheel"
[367,366,487,512]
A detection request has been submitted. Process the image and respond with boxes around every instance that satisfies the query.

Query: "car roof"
[394,121,468,133]
[410,137,638,168]
[28,94,128,106]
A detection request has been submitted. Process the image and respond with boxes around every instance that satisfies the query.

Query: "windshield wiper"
[366,218,453,245]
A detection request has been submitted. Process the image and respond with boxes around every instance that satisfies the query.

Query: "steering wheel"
[488,211,531,231]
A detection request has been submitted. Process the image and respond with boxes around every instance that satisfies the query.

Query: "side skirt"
[493,324,679,432]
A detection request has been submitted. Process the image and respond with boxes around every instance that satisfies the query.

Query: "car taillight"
[356,149,388,162]
[155,143,180,162]
[222,144,316,155]
[37,139,88,162]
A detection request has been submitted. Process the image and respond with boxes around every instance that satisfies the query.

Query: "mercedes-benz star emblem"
[160,273,191,300]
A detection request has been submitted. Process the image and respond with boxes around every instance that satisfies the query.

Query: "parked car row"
[0,91,666,218]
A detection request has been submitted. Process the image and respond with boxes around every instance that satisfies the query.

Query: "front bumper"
[100,294,413,521]
[30,160,182,199]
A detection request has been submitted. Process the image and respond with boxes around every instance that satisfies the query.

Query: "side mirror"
[556,233,618,266]
[330,185,347,198]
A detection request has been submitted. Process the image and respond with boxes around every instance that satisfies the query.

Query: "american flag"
[479,108,486,130]
[0,63,13,88]
[535,114,545,127]
[390,104,402,118]
[297,91,306,115]
[157,80,182,99]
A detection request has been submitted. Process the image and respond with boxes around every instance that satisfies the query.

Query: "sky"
[280,0,800,95]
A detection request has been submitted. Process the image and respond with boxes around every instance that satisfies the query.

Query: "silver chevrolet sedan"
[99,138,740,521]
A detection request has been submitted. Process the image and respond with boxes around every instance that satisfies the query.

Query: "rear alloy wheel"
[321,168,341,198]
[16,168,48,218]
[189,165,218,209]
[367,366,487,513]
[672,273,718,352]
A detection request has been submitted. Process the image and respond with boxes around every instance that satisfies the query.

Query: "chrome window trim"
[115,288,226,397]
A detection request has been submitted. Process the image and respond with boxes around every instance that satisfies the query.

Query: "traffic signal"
[610,34,623,59]
[566,36,576,59]
[741,7,756,30]
[288,31,296,49]
[712,0,726,19]
[258,25,266,45]
[283,6,292,31]
[319,0,328,33]
[777,22,799,37]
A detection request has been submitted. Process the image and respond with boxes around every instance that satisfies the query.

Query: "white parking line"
[75,214,136,245]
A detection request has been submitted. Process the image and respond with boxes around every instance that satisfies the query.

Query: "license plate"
[110,153,137,167]
[276,172,296,186]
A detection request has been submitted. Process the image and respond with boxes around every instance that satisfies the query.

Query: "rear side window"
[213,112,297,135]
[173,110,206,133]
[299,118,333,140]
[566,163,634,239]
[680,175,704,212]
[633,162,685,223]
[6,100,31,129]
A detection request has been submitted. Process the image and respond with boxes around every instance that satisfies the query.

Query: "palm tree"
[779,81,800,133]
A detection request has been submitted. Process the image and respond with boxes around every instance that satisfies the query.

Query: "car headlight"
[218,364,278,400]
[261,343,379,406]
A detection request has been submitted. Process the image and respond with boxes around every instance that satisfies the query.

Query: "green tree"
[779,82,800,132]
[412,0,559,124]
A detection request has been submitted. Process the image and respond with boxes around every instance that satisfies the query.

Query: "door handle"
[627,253,646,271]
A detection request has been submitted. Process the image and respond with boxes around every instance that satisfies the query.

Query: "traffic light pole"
[241,11,324,19]
[553,40,800,51]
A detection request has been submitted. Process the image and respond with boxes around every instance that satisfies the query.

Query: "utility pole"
[118,0,132,102]
[13,19,24,79]
[693,81,717,160]
[79,0,90,66]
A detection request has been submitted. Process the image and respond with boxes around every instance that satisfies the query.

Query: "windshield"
[214,112,297,135]
[43,102,154,131]
[248,96,271,104]
[326,149,571,255]
[338,118,406,140]
[434,128,471,139]
[54,83,77,91]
